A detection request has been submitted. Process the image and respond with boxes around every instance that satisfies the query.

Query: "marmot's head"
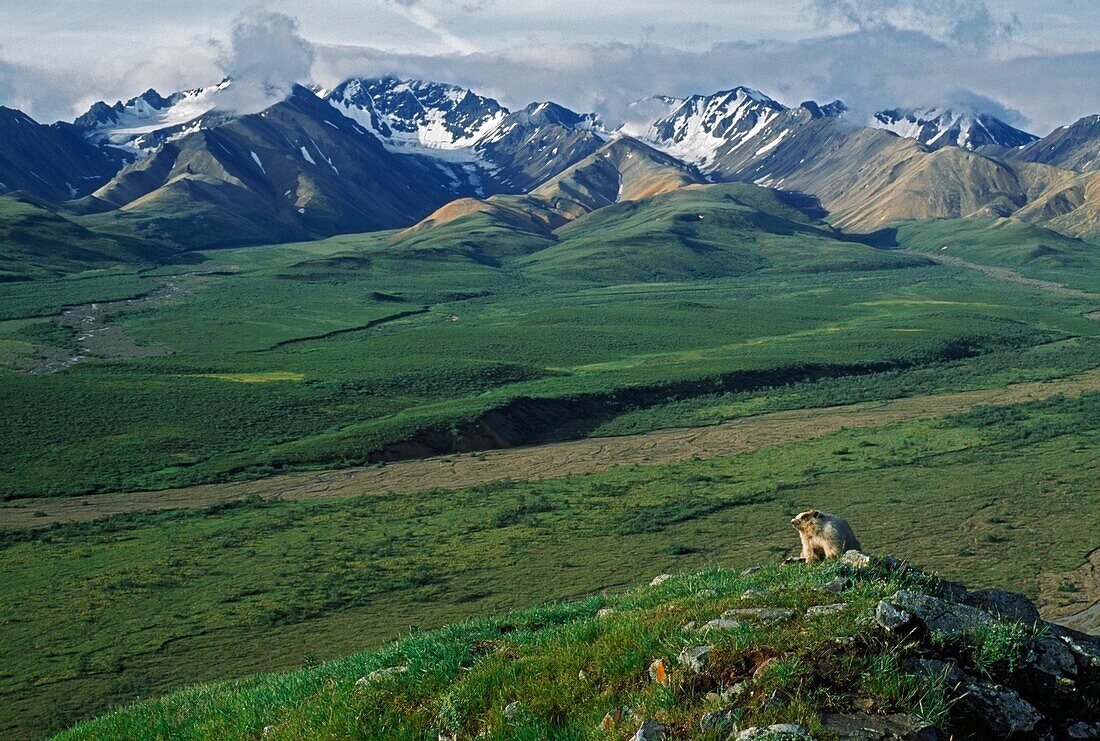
[791,509,821,532]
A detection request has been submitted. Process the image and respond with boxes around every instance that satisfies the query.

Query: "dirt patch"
[1040,547,1100,635]
[15,269,233,375]
[3,370,1099,532]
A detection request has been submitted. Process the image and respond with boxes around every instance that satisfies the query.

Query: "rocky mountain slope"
[56,552,1100,739]
[0,108,126,201]
[988,114,1100,173]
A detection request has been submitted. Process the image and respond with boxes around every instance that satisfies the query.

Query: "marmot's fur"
[791,509,861,562]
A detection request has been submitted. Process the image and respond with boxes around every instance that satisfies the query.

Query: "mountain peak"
[620,86,788,168]
[871,107,1037,150]
[325,76,507,153]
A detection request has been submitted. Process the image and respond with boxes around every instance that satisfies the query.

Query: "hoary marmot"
[791,509,861,562]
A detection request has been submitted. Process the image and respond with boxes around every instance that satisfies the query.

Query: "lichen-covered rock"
[840,550,873,568]
[964,588,1041,625]
[678,644,714,672]
[957,681,1046,738]
[722,607,796,622]
[820,713,940,740]
[736,723,813,739]
[648,658,669,685]
[631,719,665,740]
[700,707,741,734]
[702,618,746,632]
[357,665,409,684]
[888,590,996,635]
[823,576,853,593]
[742,589,767,599]
[807,602,849,616]
[1067,721,1100,739]
[650,574,672,587]
[1049,623,1100,677]
[875,600,913,632]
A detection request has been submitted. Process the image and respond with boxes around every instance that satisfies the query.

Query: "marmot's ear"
[809,509,820,518]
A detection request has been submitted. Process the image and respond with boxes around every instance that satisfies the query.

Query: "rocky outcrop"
[853,552,1100,740]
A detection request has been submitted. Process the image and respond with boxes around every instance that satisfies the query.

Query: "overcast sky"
[0,0,1097,134]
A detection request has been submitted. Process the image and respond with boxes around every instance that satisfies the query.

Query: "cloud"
[378,0,479,55]
[308,1,1095,135]
[806,0,1018,47]
[213,10,315,113]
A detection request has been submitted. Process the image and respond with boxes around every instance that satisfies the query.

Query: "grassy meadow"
[1,390,1098,737]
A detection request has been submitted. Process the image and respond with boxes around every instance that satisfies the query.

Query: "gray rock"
[841,550,873,568]
[697,588,719,598]
[820,713,939,740]
[908,658,964,687]
[631,720,666,740]
[1049,623,1100,676]
[965,588,1040,625]
[807,602,849,616]
[503,701,522,720]
[823,576,853,593]
[888,590,996,635]
[679,644,714,672]
[957,681,1045,738]
[681,621,697,632]
[1033,633,1077,678]
[650,574,673,586]
[742,589,767,599]
[875,600,913,632]
[700,707,741,734]
[722,607,796,622]
[261,726,276,738]
[936,580,970,603]
[736,723,813,739]
[1067,721,1100,739]
[702,618,746,632]
[648,658,669,684]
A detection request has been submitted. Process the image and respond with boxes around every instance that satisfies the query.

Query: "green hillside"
[521,185,928,282]
[0,195,163,280]
[872,217,1100,292]
[53,555,1099,740]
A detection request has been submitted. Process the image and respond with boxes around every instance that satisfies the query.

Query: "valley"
[0,66,1098,740]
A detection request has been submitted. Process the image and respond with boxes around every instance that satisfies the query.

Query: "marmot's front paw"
[781,556,805,565]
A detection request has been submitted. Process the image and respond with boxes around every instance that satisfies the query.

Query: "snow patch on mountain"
[74,80,232,155]
[871,107,1038,150]
[620,88,787,167]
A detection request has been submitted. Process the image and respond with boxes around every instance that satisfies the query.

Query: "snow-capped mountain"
[871,108,1038,151]
[73,80,232,155]
[620,88,789,168]
[324,76,507,159]
[323,77,606,194]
